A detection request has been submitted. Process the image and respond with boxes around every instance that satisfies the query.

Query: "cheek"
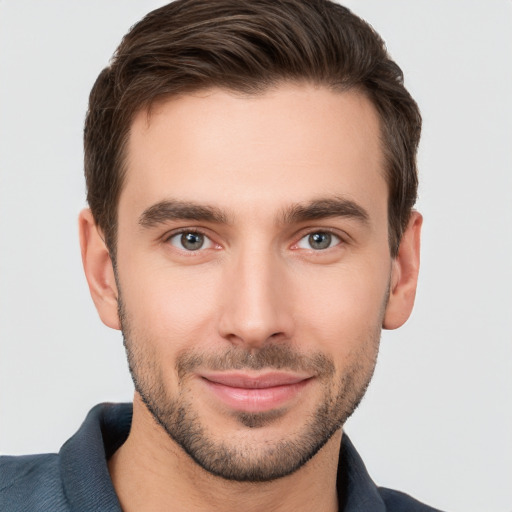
[291,258,390,353]
[117,257,222,353]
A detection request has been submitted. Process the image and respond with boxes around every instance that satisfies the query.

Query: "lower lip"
[201,378,311,413]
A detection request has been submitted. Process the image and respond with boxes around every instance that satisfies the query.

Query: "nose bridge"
[218,241,292,348]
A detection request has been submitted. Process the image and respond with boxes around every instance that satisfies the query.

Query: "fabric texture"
[0,403,444,511]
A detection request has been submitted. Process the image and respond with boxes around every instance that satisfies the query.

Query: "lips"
[199,371,313,413]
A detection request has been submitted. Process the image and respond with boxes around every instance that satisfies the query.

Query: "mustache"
[175,344,335,381]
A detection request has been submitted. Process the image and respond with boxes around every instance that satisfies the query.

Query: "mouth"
[198,371,314,413]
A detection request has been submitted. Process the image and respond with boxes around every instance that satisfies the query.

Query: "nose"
[218,246,294,349]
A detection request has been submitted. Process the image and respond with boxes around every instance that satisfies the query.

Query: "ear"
[383,211,422,330]
[78,209,121,330]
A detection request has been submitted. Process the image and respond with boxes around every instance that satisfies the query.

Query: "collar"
[337,434,386,511]
[59,403,385,511]
[59,403,130,511]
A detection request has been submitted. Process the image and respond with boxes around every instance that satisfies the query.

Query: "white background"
[0,1,511,511]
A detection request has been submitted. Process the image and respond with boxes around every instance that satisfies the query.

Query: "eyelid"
[290,228,346,250]
[163,227,220,252]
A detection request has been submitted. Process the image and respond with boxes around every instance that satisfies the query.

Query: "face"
[108,85,402,481]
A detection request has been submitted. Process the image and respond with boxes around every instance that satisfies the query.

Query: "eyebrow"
[139,200,228,228]
[281,197,370,225]
[139,196,370,229]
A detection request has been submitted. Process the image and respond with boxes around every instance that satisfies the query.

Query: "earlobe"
[78,209,121,330]
[383,211,422,330]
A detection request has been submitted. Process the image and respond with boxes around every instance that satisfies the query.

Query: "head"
[80,0,422,483]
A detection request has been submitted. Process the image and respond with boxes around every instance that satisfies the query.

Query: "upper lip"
[200,372,312,389]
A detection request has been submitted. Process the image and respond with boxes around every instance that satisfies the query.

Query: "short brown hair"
[84,0,421,257]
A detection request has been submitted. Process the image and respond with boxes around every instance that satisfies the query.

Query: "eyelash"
[292,229,344,251]
[164,229,218,253]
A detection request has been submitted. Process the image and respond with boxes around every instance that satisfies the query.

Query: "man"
[0,0,442,510]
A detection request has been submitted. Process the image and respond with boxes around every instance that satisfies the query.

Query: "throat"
[107,398,341,512]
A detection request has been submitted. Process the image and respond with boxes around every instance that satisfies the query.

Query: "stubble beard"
[118,296,382,483]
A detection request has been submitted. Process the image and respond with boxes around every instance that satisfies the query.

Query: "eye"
[167,231,215,251]
[296,231,341,250]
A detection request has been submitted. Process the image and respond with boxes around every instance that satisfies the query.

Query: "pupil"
[182,232,204,250]
[309,232,331,250]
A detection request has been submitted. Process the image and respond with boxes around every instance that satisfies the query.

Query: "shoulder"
[0,453,69,511]
[379,487,446,512]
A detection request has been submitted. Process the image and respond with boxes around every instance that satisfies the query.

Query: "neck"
[108,397,341,512]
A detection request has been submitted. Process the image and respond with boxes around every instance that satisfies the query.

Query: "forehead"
[121,84,386,221]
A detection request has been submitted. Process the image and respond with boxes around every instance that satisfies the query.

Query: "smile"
[199,372,313,413]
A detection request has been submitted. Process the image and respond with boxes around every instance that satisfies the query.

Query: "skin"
[79,84,422,512]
